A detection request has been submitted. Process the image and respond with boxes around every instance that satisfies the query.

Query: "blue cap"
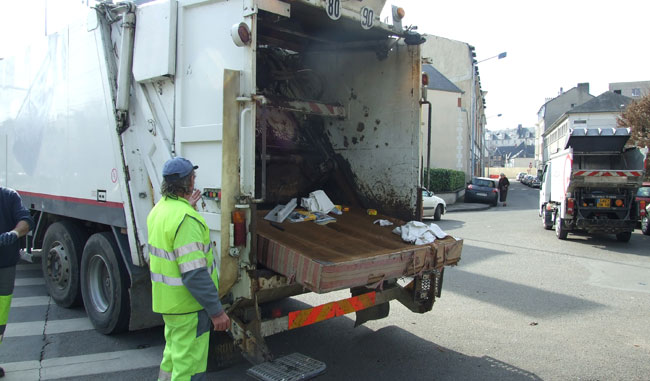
[162,157,198,178]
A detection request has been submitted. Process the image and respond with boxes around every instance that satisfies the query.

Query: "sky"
[2,0,649,132]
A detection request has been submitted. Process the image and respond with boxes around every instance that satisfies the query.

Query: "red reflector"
[422,73,429,87]
[233,211,246,246]
[567,198,575,215]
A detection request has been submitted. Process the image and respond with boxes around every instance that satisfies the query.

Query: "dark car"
[636,182,650,226]
[465,177,499,206]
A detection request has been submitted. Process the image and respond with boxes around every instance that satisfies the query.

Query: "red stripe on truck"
[17,190,124,209]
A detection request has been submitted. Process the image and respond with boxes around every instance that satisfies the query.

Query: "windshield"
[471,178,495,188]
[638,187,650,197]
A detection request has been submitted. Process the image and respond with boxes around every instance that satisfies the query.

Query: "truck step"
[246,353,326,381]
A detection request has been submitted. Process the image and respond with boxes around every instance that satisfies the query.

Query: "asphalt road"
[2,180,649,380]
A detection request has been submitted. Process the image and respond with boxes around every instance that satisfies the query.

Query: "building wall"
[543,112,621,157]
[543,83,593,132]
[609,81,650,99]
[421,35,484,180]
[421,89,464,173]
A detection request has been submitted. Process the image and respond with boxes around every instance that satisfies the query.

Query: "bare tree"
[618,94,650,148]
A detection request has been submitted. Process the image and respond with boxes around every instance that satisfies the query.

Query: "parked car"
[636,182,650,226]
[531,176,541,188]
[522,175,533,186]
[517,172,527,181]
[422,189,446,221]
[642,203,650,235]
[465,177,499,206]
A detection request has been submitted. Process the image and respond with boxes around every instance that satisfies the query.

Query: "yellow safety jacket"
[147,196,218,314]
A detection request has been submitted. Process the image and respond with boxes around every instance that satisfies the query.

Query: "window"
[632,88,641,97]
[614,90,622,94]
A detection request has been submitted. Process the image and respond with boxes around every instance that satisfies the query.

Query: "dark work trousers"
[0,265,17,344]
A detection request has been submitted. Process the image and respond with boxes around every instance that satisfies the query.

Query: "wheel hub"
[88,254,112,313]
[47,243,70,289]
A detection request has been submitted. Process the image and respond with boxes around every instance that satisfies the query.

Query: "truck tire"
[615,231,632,242]
[80,232,130,334]
[642,216,650,236]
[555,218,568,240]
[542,209,553,230]
[41,221,88,307]
[433,205,442,221]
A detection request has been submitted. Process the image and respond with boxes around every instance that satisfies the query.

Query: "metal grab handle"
[239,107,252,195]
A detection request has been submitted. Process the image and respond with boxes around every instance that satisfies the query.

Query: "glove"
[0,231,19,246]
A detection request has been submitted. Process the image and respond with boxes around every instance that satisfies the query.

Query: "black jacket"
[0,187,34,268]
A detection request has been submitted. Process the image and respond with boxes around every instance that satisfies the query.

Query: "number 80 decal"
[326,0,341,20]
[360,6,374,29]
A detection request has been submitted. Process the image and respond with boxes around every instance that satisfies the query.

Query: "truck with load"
[0,0,462,366]
[539,127,645,242]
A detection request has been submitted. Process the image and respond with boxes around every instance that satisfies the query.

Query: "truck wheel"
[41,221,88,307]
[542,209,553,230]
[433,205,442,221]
[642,216,650,236]
[555,218,568,240]
[80,232,130,334]
[615,231,632,242]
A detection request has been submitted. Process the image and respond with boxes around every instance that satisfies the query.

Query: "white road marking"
[14,278,45,286]
[1,347,163,380]
[10,295,51,308]
[4,317,95,338]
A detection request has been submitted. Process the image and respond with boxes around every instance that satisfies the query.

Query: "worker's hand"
[0,231,18,247]
[211,311,230,331]
[189,189,202,209]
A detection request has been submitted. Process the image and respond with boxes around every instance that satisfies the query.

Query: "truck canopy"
[565,127,631,153]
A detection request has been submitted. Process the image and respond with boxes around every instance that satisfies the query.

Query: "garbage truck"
[539,127,645,242]
[0,0,462,365]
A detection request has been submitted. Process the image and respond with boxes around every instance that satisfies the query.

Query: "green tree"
[617,94,650,148]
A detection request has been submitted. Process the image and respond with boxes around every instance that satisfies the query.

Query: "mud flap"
[351,286,389,327]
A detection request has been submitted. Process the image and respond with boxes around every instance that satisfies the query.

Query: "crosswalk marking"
[4,317,95,338]
[1,346,163,380]
[10,295,51,308]
[14,278,45,286]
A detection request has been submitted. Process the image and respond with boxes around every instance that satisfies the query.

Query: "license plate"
[597,198,611,208]
[477,192,487,197]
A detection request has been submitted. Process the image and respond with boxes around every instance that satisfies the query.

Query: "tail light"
[641,201,647,217]
[491,188,498,193]
[422,72,429,87]
[615,199,624,207]
[567,198,575,215]
[232,210,246,247]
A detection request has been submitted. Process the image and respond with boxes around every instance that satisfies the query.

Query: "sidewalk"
[446,202,491,213]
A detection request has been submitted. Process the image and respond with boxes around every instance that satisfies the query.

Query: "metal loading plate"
[247,353,326,381]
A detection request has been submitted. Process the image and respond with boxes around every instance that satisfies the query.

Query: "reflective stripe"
[149,244,176,262]
[207,257,217,275]
[158,369,172,381]
[151,272,184,286]
[174,242,210,258]
[178,258,207,274]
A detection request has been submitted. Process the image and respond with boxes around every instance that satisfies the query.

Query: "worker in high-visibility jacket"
[147,157,230,381]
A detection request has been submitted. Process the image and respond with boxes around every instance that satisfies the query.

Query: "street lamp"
[471,52,507,177]
[477,52,507,64]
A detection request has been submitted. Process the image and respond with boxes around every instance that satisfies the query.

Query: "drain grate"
[247,353,326,381]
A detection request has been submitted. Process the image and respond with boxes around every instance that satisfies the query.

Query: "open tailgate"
[256,209,462,293]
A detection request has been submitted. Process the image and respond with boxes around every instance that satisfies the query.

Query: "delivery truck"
[0,0,462,366]
[539,127,645,242]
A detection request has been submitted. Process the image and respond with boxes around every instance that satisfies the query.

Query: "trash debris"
[287,210,317,223]
[367,209,377,215]
[392,221,448,245]
[529,322,539,326]
[301,190,335,213]
[264,198,297,223]
[314,213,336,225]
[373,219,393,227]
[330,205,343,215]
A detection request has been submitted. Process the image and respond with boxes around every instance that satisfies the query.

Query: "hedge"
[424,168,466,193]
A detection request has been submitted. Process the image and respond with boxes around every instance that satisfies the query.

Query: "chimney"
[578,82,590,94]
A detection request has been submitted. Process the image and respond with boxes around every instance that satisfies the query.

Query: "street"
[2,180,649,380]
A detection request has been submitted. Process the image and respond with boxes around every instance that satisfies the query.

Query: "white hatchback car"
[422,189,446,220]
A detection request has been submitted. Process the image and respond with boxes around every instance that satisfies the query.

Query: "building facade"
[542,91,633,158]
[421,35,487,180]
[609,81,650,99]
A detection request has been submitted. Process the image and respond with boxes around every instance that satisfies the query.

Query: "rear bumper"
[574,218,636,233]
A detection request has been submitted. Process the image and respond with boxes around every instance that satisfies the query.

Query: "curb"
[446,203,492,213]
